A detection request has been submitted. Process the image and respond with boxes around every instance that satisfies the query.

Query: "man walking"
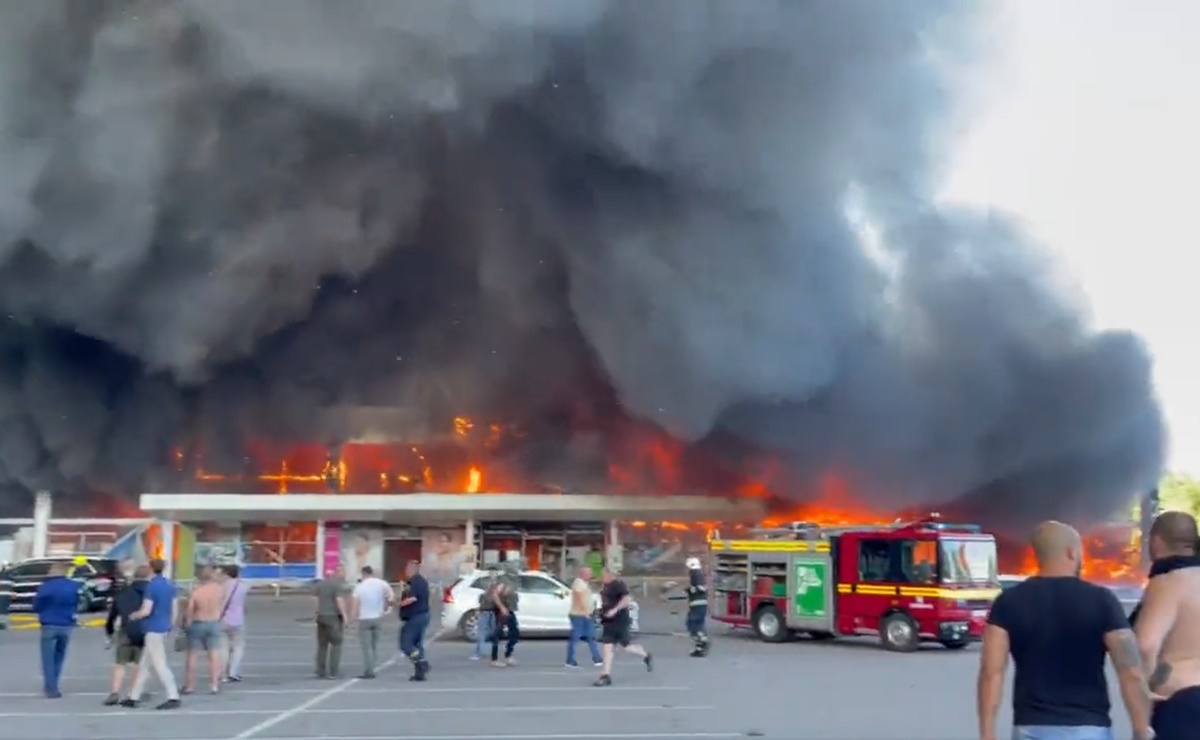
[123,558,182,710]
[977,521,1152,740]
[219,564,250,682]
[566,565,602,668]
[103,564,150,705]
[489,577,520,667]
[397,560,430,681]
[32,562,80,698]
[181,566,224,695]
[594,567,651,687]
[351,565,393,678]
[313,565,351,679]
[1133,510,1200,740]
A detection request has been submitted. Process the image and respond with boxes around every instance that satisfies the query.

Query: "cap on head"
[1029,520,1082,568]
[685,557,701,570]
[1149,511,1199,556]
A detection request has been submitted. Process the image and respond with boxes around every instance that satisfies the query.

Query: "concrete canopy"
[138,492,767,525]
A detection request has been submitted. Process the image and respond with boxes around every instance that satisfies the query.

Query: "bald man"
[1133,511,1200,740]
[977,521,1152,740]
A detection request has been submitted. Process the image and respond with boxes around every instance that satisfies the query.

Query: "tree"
[1158,472,1200,519]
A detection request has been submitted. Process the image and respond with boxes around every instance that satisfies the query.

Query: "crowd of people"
[29,557,261,708]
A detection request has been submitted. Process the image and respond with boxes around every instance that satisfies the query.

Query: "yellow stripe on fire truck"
[897,587,1001,600]
[710,540,832,552]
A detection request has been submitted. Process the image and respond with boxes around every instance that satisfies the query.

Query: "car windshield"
[939,539,999,585]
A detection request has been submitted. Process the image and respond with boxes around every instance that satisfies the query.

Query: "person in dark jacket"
[397,560,431,681]
[33,562,81,698]
[103,564,151,705]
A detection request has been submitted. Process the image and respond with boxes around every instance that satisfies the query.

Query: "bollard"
[272,582,282,602]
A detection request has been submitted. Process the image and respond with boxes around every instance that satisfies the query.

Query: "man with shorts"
[1134,510,1200,740]
[181,566,225,695]
[103,564,151,705]
[594,568,651,687]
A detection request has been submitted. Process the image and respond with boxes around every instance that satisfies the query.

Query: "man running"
[219,564,250,683]
[123,558,182,710]
[182,566,225,694]
[32,562,80,698]
[313,565,351,679]
[977,521,1152,740]
[566,565,602,668]
[594,567,651,687]
[351,565,394,678]
[471,574,499,662]
[397,560,430,681]
[103,564,151,705]
[1134,510,1200,740]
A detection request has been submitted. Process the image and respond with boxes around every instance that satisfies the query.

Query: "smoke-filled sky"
[0,0,1165,521]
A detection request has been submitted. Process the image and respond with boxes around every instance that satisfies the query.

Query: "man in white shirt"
[350,566,394,679]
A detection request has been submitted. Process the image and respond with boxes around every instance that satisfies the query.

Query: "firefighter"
[684,557,709,657]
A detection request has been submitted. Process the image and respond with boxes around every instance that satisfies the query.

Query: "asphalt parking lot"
[0,598,1135,739]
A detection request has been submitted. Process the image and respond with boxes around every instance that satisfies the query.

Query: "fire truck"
[708,515,1000,651]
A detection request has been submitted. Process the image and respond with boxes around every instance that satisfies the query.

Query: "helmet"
[685,557,701,570]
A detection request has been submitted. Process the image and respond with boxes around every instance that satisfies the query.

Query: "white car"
[440,570,640,641]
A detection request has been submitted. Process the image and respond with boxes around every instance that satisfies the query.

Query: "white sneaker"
[491,660,506,668]
[469,655,482,661]
[505,657,518,666]
[593,661,603,667]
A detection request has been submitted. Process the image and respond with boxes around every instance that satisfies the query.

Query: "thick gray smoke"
[0,0,1165,522]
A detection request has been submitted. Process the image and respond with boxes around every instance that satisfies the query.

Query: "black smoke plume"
[0,0,1165,523]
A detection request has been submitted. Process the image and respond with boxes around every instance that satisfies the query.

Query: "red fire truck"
[709,515,1000,651]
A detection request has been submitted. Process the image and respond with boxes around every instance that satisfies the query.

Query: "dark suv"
[0,556,126,613]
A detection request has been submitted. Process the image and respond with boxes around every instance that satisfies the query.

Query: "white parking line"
[78,735,740,740]
[0,704,714,720]
[0,685,688,698]
[230,654,400,739]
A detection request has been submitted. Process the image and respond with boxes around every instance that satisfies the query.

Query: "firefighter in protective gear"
[684,557,709,657]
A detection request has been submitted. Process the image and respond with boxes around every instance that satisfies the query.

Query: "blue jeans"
[473,610,495,658]
[566,614,602,665]
[40,625,73,694]
[400,612,429,663]
[1012,727,1113,740]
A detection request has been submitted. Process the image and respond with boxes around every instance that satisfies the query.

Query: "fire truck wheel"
[880,612,919,652]
[752,605,788,643]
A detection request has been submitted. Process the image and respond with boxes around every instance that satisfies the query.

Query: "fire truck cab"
[709,516,1000,652]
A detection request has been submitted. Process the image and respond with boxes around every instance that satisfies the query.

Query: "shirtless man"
[1134,511,1200,740]
[182,566,225,694]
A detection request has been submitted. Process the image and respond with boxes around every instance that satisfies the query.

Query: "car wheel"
[880,612,919,652]
[459,610,479,641]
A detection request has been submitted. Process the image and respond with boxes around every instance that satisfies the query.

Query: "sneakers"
[155,699,181,710]
[593,661,604,667]
[593,674,612,687]
[490,660,506,668]
[102,693,120,706]
[644,653,653,672]
[505,657,518,666]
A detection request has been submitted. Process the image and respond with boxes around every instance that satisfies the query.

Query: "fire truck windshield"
[938,538,999,585]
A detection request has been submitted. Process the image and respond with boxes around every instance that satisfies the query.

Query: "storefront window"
[241,523,318,565]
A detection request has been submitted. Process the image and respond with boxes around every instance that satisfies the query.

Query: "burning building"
[0,2,1166,581]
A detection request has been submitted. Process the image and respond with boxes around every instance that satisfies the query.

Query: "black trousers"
[490,612,519,660]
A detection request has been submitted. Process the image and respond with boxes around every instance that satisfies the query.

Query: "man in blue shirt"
[123,558,181,710]
[33,562,80,698]
[398,560,430,681]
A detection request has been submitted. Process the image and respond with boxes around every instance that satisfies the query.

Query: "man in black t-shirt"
[977,521,1153,740]
[397,560,430,681]
[594,568,652,687]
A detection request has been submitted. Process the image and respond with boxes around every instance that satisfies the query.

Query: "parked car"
[440,570,640,641]
[0,556,126,613]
